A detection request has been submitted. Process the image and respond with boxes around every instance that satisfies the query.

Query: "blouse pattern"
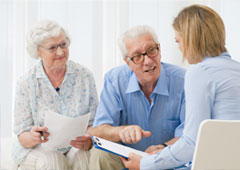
[12,60,98,164]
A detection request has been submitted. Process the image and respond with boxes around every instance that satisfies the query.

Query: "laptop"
[191,119,240,170]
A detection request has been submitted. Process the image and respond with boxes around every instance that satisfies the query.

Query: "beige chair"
[192,119,240,170]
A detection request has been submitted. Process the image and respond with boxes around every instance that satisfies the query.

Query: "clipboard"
[91,136,149,159]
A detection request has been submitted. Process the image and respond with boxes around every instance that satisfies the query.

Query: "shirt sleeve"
[141,65,215,169]
[93,73,123,127]
[14,78,34,136]
[88,71,98,125]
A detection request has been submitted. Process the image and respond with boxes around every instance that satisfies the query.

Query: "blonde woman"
[121,4,240,170]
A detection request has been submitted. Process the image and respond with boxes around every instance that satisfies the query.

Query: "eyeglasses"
[126,44,159,64]
[39,40,70,53]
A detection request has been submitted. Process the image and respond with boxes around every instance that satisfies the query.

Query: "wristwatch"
[161,143,168,147]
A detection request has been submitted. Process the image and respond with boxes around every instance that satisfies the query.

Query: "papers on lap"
[91,136,149,159]
[41,111,91,150]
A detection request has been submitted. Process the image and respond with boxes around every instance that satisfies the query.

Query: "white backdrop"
[1,0,240,169]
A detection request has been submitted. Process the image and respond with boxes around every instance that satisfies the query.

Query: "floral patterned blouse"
[12,60,98,164]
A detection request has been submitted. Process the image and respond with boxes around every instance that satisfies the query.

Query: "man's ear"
[124,58,134,71]
[158,43,162,60]
[158,43,161,53]
[124,58,130,66]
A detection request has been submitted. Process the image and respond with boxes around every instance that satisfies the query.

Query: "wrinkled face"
[175,31,193,64]
[38,32,69,70]
[124,34,161,86]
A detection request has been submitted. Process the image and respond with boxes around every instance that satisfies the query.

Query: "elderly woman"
[121,4,240,170]
[12,20,98,170]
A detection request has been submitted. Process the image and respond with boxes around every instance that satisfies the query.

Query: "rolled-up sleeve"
[93,73,123,127]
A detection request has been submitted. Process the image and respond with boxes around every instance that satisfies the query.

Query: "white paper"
[92,136,149,158]
[41,111,91,150]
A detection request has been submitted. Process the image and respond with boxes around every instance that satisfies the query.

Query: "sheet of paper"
[92,136,149,158]
[41,111,91,150]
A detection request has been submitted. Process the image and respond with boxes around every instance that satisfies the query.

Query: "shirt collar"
[36,60,46,78]
[221,52,231,58]
[202,52,231,62]
[126,73,141,93]
[153,65,169,96]
[126,64,169,96]
[36,60,74,79]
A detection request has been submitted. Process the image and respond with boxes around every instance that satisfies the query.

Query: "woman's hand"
[120,153,142,170]
[70,134,92,151]
[18,126,49,148]
[30,126,49,143]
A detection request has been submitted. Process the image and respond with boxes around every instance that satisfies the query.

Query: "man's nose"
[143,54,153,65]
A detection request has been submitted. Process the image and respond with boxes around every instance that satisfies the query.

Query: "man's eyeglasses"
[126,44,159,64]
[39,40,70,53]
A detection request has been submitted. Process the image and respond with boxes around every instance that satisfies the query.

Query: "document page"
[41,111,91,150]
[92,136,149,158]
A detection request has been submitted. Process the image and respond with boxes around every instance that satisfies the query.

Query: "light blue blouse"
[141,52,240,169]
[12,60,98,164]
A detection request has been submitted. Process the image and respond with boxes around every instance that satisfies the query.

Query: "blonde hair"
[173,4,227,62]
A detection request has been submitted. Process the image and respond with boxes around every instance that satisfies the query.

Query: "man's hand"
[120,153,142,170]
[145,144,165,154]
[70,134,92,151]
[119,125,151,144]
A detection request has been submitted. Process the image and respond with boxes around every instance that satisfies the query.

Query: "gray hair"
[118,25,159,58]
[26,20,71,59]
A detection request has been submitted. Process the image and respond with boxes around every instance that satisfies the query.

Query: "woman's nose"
[56,46,64,55]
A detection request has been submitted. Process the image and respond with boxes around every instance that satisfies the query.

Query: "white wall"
[1,0,240,169]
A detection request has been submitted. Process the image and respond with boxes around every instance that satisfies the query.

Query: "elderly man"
[89,25,185,170]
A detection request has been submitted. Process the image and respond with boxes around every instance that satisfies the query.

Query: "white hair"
[118,25,159,58]
[26,20,71,59]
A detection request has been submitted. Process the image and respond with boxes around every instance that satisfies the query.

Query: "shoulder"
[68,60,94,78]
[16,63,39,88]
[104,64,132,82]
[161,62,185,79]
[185,63,212,90]
[186,63,209,80]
